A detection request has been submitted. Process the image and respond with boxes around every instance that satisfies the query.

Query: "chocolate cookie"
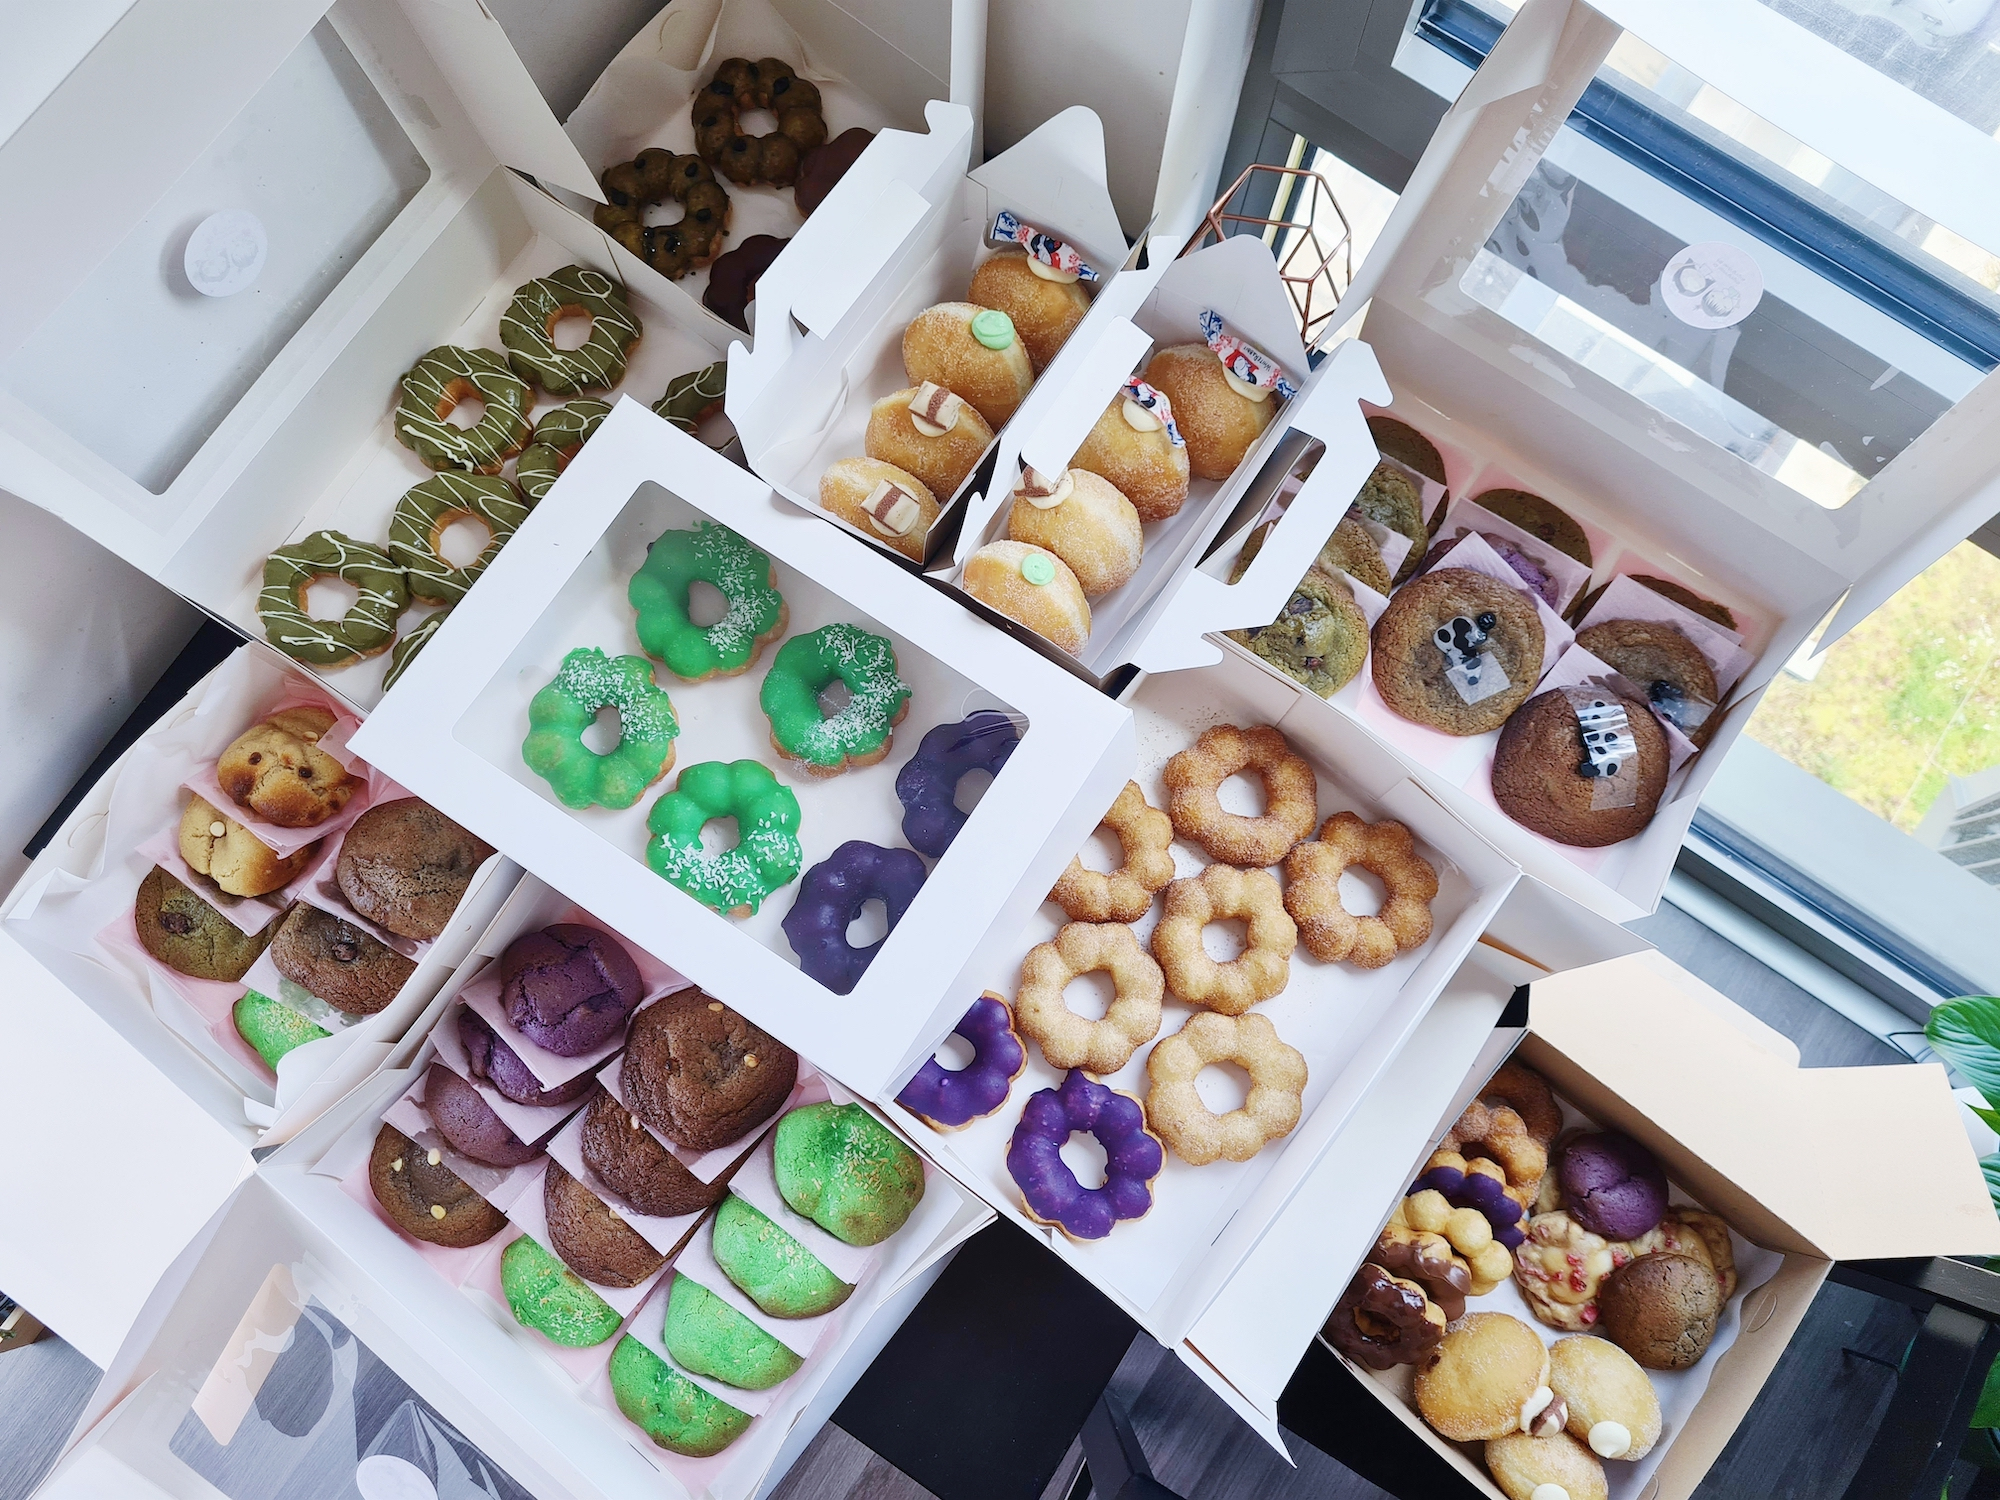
[795,127,873,215]
[216,707,356,828]
[269,902,416,1014]
[544,1159,667,1288]
[1367,414,1446,487]
[580,1086,734,1219]
[335,798,494,940]
[1491,686,1668,846]
[1598,1251,1722,1370]
[134,865,275,981]
[1371,569,1544,734]
[1634,575,1736,632]
[703,234,788,331]
[423,1061,539,1167]
[368,1122,506,1247]
[1352,463,1431,584]
[623,990,798,1152]
[1575,619,1718,736]
[500,923,644,1056]
[458,1007,594,1109]
[1470,487,1591,567]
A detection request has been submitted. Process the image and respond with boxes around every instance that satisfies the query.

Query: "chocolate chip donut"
[593,150,731,281]
[622,990,797,1152]
[1370,569,1544,735]
[580,1086,733,1219]
[269,903,415,1015]
[692,57,827,187]
[368,1122,506,1247]
[135,865,275,981]
[335,799,494,940]
[544,1159,668,1287]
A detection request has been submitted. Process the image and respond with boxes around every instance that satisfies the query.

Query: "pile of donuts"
[590,54,876,328]
[1325,1061,1742,1500]
[517,514,1025,994]
[891,720,1441,1242]
[256,264,729,691]
[1227,412,1741,848]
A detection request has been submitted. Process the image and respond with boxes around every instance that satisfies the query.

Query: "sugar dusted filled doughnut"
[1413,1312,1551,1443]
[903,303,1034,428]
[865,384,994,503]
[962,541,1090,655]
[1071,379,1191,522]
[1150,864,1296,1015]
[1049,780,1174,923]
[1005,467,1142,596]
[1282,812,1438,967]
[1145,1011,1306,1164]
[1014,921,1163,1074]
[1006,1070,1163,1241]
[968,250,1090,372]
[818,456,939,562]
[1162,723,1318,867]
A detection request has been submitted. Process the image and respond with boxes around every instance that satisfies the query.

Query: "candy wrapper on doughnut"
[991,210,1101,283]
[1121,376,1185,448]
[1198,309,1298,399]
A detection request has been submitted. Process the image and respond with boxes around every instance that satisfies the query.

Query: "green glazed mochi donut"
[629,522,788,681]
[662,1274,802,1390]
[259,530,411,667]
[384,609,448,691]
[760,624,912,778]
[233,990,329,1071]
[395,346,534,475]
[523,647,680,810]
[609,1334,751,1457]
[774,1102,924,1246]
[501,1234,622,1347]
[388,472,530,604]
[516,398,612,503]
[646,759,802,917]
[501,264,642,396]
[711,1194,853,1318]
[653,361,728,435]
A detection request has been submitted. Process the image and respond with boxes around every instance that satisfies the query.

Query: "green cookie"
[501,1235,621,1347]
[662,1275,802,1391]
[609,1335,751,1457]
[772,1103,924,1247]
[232,990,329,1071]
[1352,462,1430,583]
[711,1195,853,1319]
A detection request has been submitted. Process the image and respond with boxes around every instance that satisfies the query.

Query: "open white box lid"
[1332,0,2000,649]
[0,928,254,1368]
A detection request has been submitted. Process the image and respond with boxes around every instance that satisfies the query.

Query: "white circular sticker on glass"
[1659,242,1762,330]
[183,210,267,297]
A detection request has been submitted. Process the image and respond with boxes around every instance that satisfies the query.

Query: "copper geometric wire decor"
[1180,163,1354,348]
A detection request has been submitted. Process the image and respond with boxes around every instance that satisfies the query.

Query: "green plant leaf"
[1974,1350,2000,1429]
[1984,1154,2000,1217]
[1976,1104,2000,1137]
[1925,998,2000,1110]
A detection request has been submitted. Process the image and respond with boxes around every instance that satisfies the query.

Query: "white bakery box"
[28,1059,989,1500]
[350,399,1135,1101]
[1151,0,2000,923]
[1170,926,2000,1498]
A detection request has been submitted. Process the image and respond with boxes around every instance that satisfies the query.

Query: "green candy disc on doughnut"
[652,361,728,436]
[394,345,533,475]
[388,472,529,604]
[258,530,411,668]
[759,624,911,776]
[629,522,788,682]
[517,399,613,503]
[523,647,681,811]
[501,265,642,396]
[646,759,802,916]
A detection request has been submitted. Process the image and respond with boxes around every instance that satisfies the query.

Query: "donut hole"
[1075,826,1123,874]
[582,705,623,756]
[549,310,594,351]
[1059,1132,1109,1190]
[1200,917,1249,962]
[934,1033,977,1072]
[845,898,889,948]
[698,816,740,857]
[641,198,688,229]
[686,580,729,627]
[1217,771,1268,818]
[303,575,360,621]
[1059,969,1117,1022]
[817,679,853,717]
[1338,865,1387,918]
[436,515,491,568]
[953,768,993,815]
[736,107,779,136]
[1194,1060,1254,1114]
[445,393,488,430]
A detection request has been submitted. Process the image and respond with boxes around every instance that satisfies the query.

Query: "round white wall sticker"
[1659,241,1762,330]
[184,210,267,297]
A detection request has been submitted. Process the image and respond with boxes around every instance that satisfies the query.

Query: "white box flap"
[968,105,1128,278]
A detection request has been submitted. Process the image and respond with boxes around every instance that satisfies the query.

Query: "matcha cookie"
[233,990,330,1071]
[711,1195,854,1318]
[1370,568,1544,735]
[1471,487,1591,567]
[1226,565,1369,697]
[662,1274,802,1390]
[1352,463,1431,583]
[134,865,275,981]
[501,1234,622,1347]
[609,1334,751,1457]
[773,1102,925,1247]
[1318,512,1393,594]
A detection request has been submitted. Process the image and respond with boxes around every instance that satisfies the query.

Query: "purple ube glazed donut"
[1560,1131,1667,1240]
[423,1061,540,1167]
[458,1006,593,1109]
[1006,1071,1164,1241]
[1414,1155,1527,1248]
[895,993,1027,1129]
[500,923,645,1056]
[781,840,927,994]
[894,711,1020,858]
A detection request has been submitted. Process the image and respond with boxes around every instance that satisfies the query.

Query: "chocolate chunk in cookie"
[134,865,276,981]
[1371,568,1544,734]
[545,1158,668,1287]
[336,798,494,939]
[270,902,415,1014]
[622,990,798,1152]
[216,708,355,828]
[368,1121,506,1247]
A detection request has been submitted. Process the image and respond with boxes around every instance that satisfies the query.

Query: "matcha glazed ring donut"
[630,521,788,681]
[394,345,533,474]
[760,623,912,778]
[501,264,642,396]
[517,399,612,503]
[653,361,728,436]
[388,472,530,604]
[646,759,803,917]
[523,647,680,810]
[593,149,732,281]
[384,609,448,691]
[259,530,410,667]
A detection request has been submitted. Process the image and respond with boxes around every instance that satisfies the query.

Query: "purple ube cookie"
[423,1061,539,1167]
[500,923,645,1056]
[458,1006,593,1108]
[896,994,1026,1129]
[1559,1131,1667,1240]
[1419,532,1560,608]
